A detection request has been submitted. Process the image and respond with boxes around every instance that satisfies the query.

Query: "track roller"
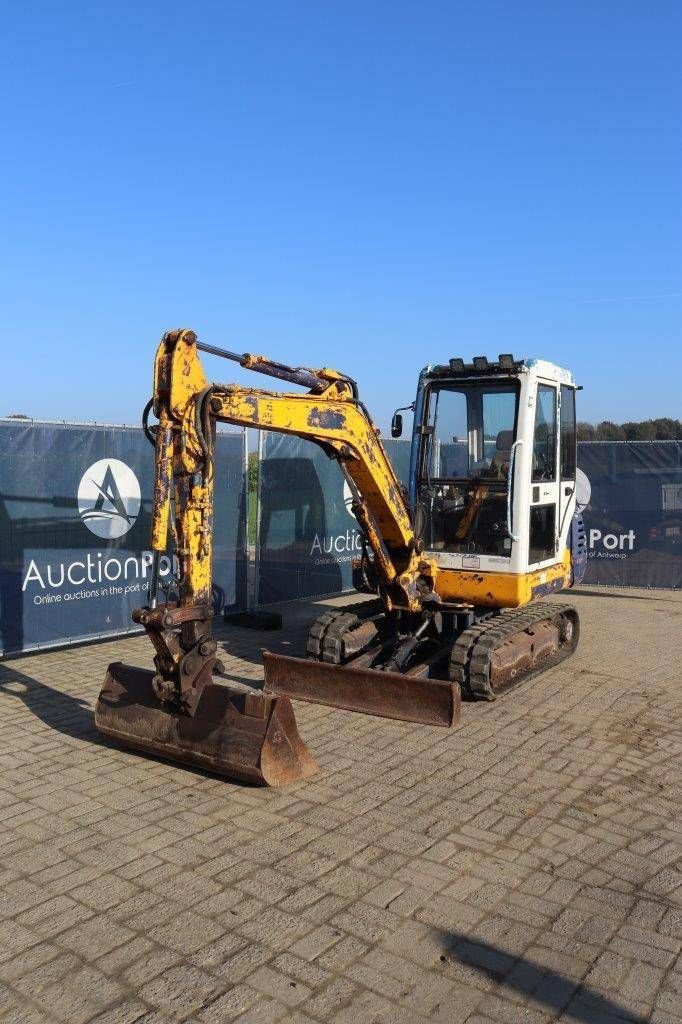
[449,602,580,700]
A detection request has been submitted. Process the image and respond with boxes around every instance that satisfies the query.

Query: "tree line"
[577,418,682,441]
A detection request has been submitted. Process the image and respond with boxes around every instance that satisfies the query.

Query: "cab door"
[528,381,560,568]
[558,385,577,551]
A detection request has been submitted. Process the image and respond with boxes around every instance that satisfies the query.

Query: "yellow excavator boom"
[148,329,429,616]
[95,329,580,785]
[95,329,459,785]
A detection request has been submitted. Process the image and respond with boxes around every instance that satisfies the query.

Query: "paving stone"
[138,963,222,1019]
[0,588,680,1024]
[88,1001,149,1024]
[11,952,83,1000]
[198,984,260,1021]
[270,953,330,989]
[290,924,342,961]
[231,997,290,1023]
[245,965,311,1007]
[301,977,358,1020]
[0,941,61,982]
[122,948,181,987]
[35,978,101,1024]
[0,1006,55,1024]
[56,916,136,959]
[149,909,225,954]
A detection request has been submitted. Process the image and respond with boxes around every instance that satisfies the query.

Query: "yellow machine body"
[95,330,581,785]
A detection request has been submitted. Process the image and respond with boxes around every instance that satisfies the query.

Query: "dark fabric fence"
[0,421,247,655]
[580,441,681,588]
[257,436,681,603]
[257,434,410,604]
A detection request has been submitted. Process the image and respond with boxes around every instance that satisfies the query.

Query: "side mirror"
[391,412,403,438]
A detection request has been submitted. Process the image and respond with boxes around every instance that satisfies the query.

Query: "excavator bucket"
[262,651,461,728]
[95,662,319,786]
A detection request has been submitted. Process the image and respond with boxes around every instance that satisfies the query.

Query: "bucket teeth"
[95,662,318,787]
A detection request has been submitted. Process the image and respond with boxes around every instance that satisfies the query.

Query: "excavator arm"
[149,329,429,618]
[95,330,456,786]
[95,329,580,787]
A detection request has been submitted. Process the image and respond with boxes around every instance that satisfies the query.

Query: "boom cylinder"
[196,341,324,390]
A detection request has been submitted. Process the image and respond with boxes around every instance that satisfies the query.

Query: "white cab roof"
[521,358,575,386]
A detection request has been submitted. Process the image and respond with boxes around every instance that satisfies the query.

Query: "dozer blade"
[262,651,461,728]
[95,662,318,787]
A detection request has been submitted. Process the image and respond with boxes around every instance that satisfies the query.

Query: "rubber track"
[448,606,530,697]
[306,600,383,664]
[450,602,578,701]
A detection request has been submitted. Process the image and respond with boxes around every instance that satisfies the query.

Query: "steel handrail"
[507,439,523,542]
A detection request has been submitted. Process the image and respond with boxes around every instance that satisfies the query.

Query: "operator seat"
[488,429,513,479]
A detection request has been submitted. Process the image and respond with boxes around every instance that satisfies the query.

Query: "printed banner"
[0,422,247,655]
[257,437,681,603]
[257,434,411,604]
[580,442,681,588]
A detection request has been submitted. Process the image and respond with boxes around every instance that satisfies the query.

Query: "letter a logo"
[78,459,141,539]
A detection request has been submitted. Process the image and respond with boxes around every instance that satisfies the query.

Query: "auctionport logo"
[77,459,141,539]
[309,480,361,563]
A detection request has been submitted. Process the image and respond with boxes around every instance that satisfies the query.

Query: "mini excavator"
[96,330,587,785]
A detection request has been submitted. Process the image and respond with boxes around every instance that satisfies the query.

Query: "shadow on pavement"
[572,587,679,603]
[440,930,646,1023]
[0,662,104,743]
[0,662,269,789]
[216,606,316,672]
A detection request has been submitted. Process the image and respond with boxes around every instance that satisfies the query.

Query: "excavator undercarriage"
[298,597,579,705]
[95,329,584,786]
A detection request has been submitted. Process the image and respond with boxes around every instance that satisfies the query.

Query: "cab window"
[560,385,576,479]
[426,384,518,480]
[532,385,557,482]
[416,382,519,556]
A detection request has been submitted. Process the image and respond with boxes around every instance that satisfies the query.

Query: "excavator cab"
[96,333,583,786]
[414,376,519,556]
[405,355,581,605]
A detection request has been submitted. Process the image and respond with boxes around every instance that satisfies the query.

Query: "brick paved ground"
[0,586,681,1024]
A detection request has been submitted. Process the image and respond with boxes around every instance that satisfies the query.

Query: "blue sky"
[1,1,680,430]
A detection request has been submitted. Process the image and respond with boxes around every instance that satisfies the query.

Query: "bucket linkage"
[95,599,461,786]
[95,601,318,787]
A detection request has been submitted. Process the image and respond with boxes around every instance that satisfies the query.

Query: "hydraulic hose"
[142,397,156,447]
